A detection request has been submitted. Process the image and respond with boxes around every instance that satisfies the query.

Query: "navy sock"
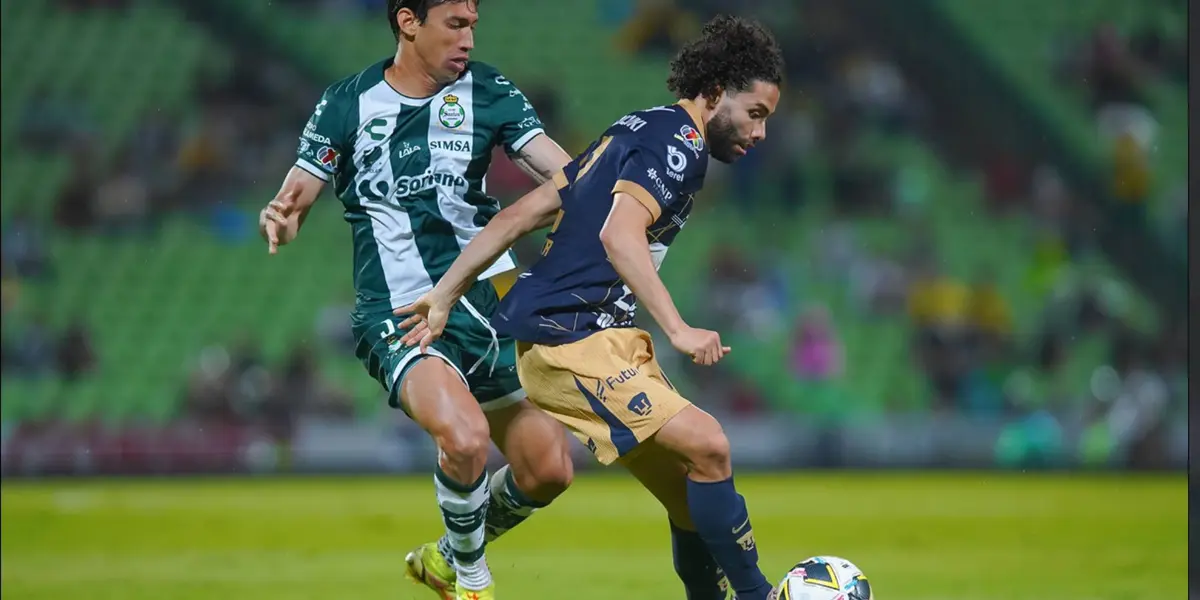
[686,477,773,600]
[670,520,726,600]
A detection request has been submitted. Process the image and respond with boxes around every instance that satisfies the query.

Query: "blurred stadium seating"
[0,3,1186,598]
[1,0,224,422]
[935,0,1186,243]
[0,0,1185,472]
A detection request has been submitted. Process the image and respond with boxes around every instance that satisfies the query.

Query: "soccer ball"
[777,556,873,600]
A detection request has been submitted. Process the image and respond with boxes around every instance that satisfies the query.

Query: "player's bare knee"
[686,428,732,482]
[435,414,491,472]
[658,407,733,481]
[672,410,731,481]
[540,451,576,496]
[520,447,573,500]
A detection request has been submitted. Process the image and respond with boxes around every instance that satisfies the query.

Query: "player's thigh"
[647,403,730,471]
[351,310,485,439]
[399,359,489,449]
[620,443,694,529]
[519,328,692,466]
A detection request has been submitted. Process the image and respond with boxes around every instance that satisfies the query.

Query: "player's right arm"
[261,86,348,254]
[599,194,729,366]
[258,168,324,254]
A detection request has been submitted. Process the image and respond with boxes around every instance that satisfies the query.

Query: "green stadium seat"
[0,1,1164,425]
[933,0,1185,228]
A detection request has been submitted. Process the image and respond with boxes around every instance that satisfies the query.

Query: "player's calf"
[483,464,554,542]
[672,521,730,600]
[401,360,495,592]
[656,406,773,600]
[437,460,569,575]
[483,399,573,542]
[625,442,728,599]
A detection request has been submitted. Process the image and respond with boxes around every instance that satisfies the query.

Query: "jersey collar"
[676,99,707,140]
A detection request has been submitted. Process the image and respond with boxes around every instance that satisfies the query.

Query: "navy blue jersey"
[494,103,710,345]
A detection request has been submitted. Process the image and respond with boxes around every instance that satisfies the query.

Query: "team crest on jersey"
[439,94,466,129]
[360,145,386,174]
[318,146,339,168]
[674,125,704,157]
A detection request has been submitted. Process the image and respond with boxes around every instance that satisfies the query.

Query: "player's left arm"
[394,178,564,339]
[509,135,572,229]
[509,133,572,185]
[436,179,563,300]
[491,71,572,227]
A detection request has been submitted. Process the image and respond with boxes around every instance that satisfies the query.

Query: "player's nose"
[460,28,475,51]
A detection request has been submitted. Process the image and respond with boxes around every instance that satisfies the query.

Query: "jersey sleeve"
[295,87,350,182]
[489,74,546,154]
[610,138,690,222]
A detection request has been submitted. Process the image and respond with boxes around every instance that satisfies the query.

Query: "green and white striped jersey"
[296,58,545,313]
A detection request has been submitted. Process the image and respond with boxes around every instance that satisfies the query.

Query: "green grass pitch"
[1,472,1185,599]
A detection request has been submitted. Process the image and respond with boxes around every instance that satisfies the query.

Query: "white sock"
[435,466,492,590]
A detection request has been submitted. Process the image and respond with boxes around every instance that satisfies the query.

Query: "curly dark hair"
[666,15,784,101]
[388,0,479,40]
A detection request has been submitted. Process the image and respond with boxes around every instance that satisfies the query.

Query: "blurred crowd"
[23,57,309,238]
[281,0,390,17]
[1049,15,1187,251]
[1,0,1184,470]
[182,341,353,451]
[596,0,1186,466]
[4,6,347,442]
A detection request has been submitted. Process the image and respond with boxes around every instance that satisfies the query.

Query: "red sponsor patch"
[318,146,339,168]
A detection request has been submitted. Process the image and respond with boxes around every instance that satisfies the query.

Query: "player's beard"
[706,106,745,164]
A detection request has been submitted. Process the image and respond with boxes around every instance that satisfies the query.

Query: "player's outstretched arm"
[395,179,563,347]
[509,135,573,228]
[440,178,562,299]
[259,167,325,254]
[600,194,730,366]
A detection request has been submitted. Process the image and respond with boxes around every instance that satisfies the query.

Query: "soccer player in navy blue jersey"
[399,15,785,599]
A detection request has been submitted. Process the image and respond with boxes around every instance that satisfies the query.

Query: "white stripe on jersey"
[357,81,435,309]
[508,127,545,153]
[295,159,330,182]
[427,72,516,282]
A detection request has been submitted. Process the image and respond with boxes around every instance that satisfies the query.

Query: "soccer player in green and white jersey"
[257,2,575,599]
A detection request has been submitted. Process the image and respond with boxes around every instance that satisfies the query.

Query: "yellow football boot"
[404,542,456,600]
[453,583,495,600]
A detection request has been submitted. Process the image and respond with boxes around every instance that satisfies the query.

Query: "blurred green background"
[0,0,1187,597]
[0,0,1185,451]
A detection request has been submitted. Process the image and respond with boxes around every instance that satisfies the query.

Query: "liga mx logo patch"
[439,94,466,129]
[317,146,339,168]
[675,125,704,156]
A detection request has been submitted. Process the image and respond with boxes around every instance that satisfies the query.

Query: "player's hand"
[668,326,731,366]
[259,190,299,254]
[394,291,454,352]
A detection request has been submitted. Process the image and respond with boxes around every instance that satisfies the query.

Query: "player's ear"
[704,85,726,108]
[396,8,421,38]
